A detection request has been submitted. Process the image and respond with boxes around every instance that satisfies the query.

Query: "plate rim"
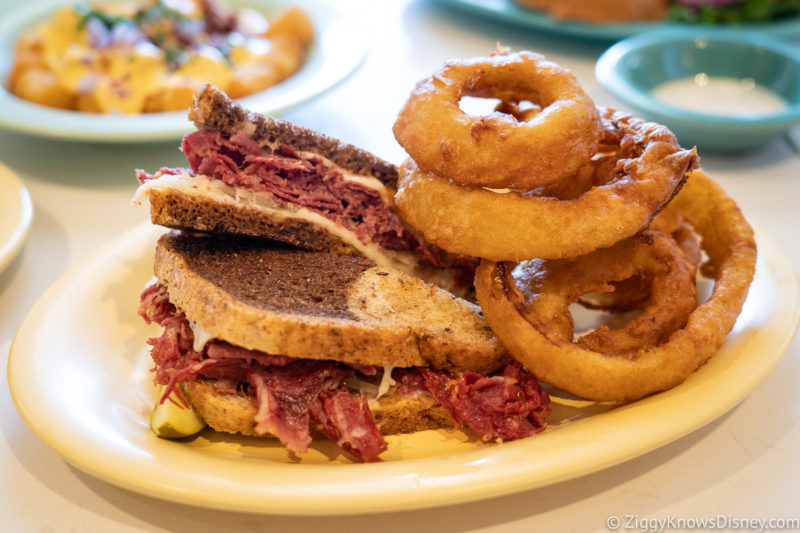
[0,0,366,143]
[7,222,800,515]
[0,162,33,273]
[434,0,800,41]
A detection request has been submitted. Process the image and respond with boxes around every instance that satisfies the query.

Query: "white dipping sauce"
[650,74,789,116]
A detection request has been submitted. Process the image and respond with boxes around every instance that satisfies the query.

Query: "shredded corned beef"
[182,129,435,257]
[135,166,183,184]
[309,389,388,461]
[414,365,551,441]
[139,284,550,461]
[206,343,294,368]
[247,362,348,455]
[139,283,387,462]
[139,282,177,324]
[137,130,467,275]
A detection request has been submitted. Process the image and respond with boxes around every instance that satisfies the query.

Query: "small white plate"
[0,162,33,273]
[7,223,800,515]
[0,0,365,143]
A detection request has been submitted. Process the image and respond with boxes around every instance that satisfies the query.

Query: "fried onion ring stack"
[392,50,756,402]
[393,51,601,190]
[474,171,756,401]
[396,106,699,261]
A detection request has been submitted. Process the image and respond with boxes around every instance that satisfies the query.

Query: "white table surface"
[2,1,799,531]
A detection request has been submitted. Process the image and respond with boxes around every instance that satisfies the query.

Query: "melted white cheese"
[181,320,401,399]
[295,148,395,203]
[344,365,399,409]
[132,171,434,281]
[376,365,396,399]
[188,320,215,352]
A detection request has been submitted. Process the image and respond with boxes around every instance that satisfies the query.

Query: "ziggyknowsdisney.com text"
[606,514,800,532]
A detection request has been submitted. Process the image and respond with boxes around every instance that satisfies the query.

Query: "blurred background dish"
[7,0,316,114]
[595,28,800,152]
[0,0,365,143]
[432,0,800,41]
[0,162,33,274]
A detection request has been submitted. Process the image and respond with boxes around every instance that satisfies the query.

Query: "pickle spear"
[150,386,206,439]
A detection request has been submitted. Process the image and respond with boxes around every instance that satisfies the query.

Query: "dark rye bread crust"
[148,187,357,255]
[181,380,456,439]
[162,232,372,320]
[155,231,508,373]
[189,85,399,188]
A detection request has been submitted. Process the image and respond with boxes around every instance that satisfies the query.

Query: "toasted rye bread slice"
[146,181,356,255]
[137,172,465,292]
[189,84,399,188]
[181,380,456,438]
[155,231,508,373]
[139,84,399,252]
[135,85,469,292]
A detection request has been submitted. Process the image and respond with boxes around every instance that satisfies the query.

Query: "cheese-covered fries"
[8,0,314,113]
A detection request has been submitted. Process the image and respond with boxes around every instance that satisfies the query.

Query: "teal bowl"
[595,29,800,152]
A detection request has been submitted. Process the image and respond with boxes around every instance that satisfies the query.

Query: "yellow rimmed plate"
[7,222,800,515]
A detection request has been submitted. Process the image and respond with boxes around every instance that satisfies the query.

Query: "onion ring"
[579,206,702,312]
[392,51,601,190]
[395,108,699,261]
[493,99,541,123]
[475,169,756,401]
[507,227,698,357]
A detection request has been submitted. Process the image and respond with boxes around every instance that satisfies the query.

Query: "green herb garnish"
[76,2,130,30]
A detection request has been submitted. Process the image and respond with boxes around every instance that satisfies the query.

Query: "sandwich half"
[139,231,551,462]
[133,85,475,294]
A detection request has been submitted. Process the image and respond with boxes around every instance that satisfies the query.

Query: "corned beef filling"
[139,284,550,461]
[415,366,549,441]
[136,129,448,269]
[139,283,386,462]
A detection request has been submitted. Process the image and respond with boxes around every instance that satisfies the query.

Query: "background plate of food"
[433,0,800,41]
[0,162,33,274]
[0,0,365,142]
[7,221,799,515]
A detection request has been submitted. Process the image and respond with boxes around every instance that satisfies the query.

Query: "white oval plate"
[7,223,800,515]
[0,162,33,273]
[0,0,365,143]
